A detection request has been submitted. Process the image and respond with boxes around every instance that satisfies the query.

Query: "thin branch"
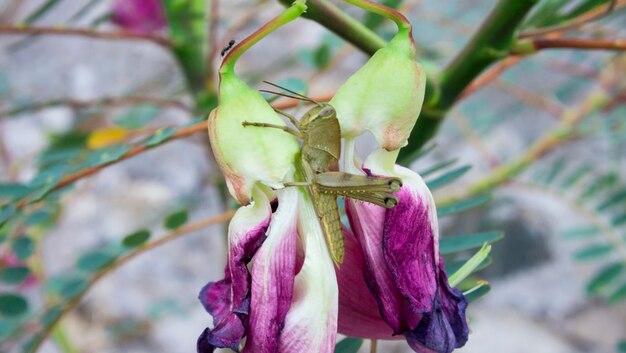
[514,37,626,53]
[519,0,625,39]
[24,210,236,353]
[1,96,194,117]
[0,24,172,47]
[437,87,611,206]
[400,0,538,160]
[492,79,565,118]
[458,56,523,100]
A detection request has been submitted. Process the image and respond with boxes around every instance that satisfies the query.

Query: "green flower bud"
[208,73,300,205]
[330,28,426,151]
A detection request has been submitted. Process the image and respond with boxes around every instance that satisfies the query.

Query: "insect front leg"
[241,121,303,139]
[274,109,301,128]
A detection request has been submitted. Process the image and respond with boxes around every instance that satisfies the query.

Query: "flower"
[197,187,338,353]
[329,10,469,352]
[111,0,166,34]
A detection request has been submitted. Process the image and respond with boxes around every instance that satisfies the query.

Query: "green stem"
[51,325,80,353]
[399,0,539,162]
[278,0,386,56]
[342,0,411,31]
[221,0,307,75]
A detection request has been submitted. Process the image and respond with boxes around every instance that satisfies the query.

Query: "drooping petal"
[345,198,414,334]
[336,226,396,339]
[344,159,468,352]
[111,0,166,33]
[244,188,300,353]
[278,192,338,352]
[208,75,300,205]
[197,188,272,352]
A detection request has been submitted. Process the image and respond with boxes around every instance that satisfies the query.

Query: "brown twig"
[458,56,524,100]
[492,79,565,118]
[1,96,194,117]
[24,209,236,353]
[519,0,625,39]
[524,37,626,52]
[0,24,172,47]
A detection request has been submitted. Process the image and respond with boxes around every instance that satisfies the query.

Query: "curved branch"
[1,96,194,117]
[24,210,236,353]
[0,24,172,47]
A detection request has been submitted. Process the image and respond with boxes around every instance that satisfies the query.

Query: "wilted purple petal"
[111,0,166,34]
[346,199,413,333]
[244,188,299,353]
[336,226,396,339]
[197,190,272,352]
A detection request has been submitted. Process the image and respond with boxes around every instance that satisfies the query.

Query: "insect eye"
[318,107,335,117]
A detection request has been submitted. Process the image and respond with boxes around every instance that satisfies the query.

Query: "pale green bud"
[208,73,300,205]
[330,29,426,151]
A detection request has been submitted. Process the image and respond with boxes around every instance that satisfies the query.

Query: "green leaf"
[164,210,188,230]
[0,183,32,200]
[0,204,17,226]
[114,105,159,129]
[76,251,117,272]
[617,340,626,353]
[122,230,151,248]
[12,236,34,260]
[612,213,626,227]
[445,256,491,276]
[608,283,626,305]
[334,337,363,353]
[313,43,332,69]
[560,226,599,239]
[597,188,626,212]
[59,276,89,299]
[440,231,503,255]
[41,305,63,326]
[0,266,30,285]
[580,173,617,200]
[143,128,176,147]
[464,282,491,303]
[437,194,491,217]
[559,164,592,189]
[573,244,613,261]
[542,157,567,185]
[563,0,612,20]
[24,0,62,23]
[449,244,491,287]
[0,293,28,317]
[586,263,624,296]
[84,144,131,167]
[0,319,17,341]
[426,165,471,190]
[419,159,458,178]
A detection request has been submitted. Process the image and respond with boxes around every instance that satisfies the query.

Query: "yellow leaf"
[87,127,128,149]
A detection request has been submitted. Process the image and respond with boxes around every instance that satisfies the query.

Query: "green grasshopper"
[242,82,401,266]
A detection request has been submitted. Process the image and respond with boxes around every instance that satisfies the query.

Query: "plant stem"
[51,326,80,353]
[221,0,307,75]
[278,0,386,56]
[370,339,378,353]
[399,0,539,162]
[0,24,171,47]
[512,37,626,54]
[342,0,411,31]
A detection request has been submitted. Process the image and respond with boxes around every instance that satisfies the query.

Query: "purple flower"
[197,188,338,353]
[111,0,166,34]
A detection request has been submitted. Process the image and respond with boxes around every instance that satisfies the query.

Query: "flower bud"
[111,0,166,34]
[208,73,300,205]
[330,28,426,151]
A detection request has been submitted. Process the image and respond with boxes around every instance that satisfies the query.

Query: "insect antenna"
[262,81,320,105]
[259,89,315,103]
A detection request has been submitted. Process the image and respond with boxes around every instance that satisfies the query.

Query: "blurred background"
[0,0,625,352]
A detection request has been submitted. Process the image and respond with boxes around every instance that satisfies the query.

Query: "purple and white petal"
[278,193,338,352]
[244,188,300,353]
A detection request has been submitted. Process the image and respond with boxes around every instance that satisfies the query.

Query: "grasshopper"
[242,82,401,266]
